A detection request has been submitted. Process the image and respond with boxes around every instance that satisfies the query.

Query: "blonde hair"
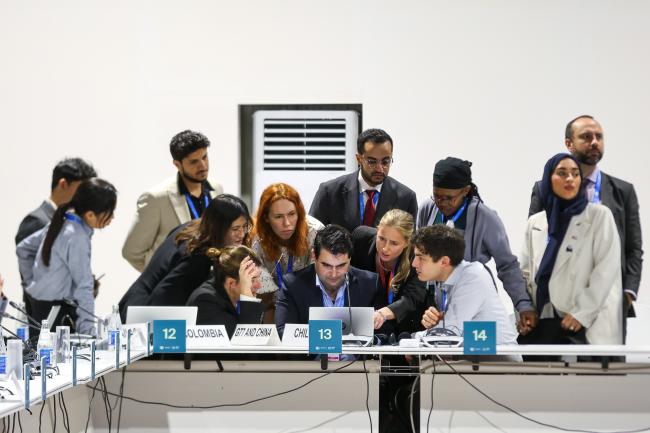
[206,245,262,284]
[377,209,414,293]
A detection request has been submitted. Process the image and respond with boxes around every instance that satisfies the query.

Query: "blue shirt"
[434,261,519,346]
[315,274,347,307]
[585,166,601,203]
[16,216,96,335]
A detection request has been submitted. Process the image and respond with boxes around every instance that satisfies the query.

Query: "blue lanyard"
[184,193,209,220]
[275,255,293,289]
[591,171,602,203]
[359,191,380,223]
[64,213,84,225]
[236,300,240,315]
[440,287,448,312]
[442,199,468,225]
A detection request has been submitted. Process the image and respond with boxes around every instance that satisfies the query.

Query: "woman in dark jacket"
[118,194,253,320]
[351,209,426,334]
[186,245,265,337]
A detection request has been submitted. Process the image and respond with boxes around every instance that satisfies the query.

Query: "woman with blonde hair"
[186,245,265,337]
[250,183,323,320]
[351,209,427,333]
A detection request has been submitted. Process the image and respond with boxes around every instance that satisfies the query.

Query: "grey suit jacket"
[15,200,56,245]
[309,171,418,233]
[122,175,223,272]
[529,171,643,297]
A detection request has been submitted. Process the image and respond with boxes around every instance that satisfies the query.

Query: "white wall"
[1,0,648,318]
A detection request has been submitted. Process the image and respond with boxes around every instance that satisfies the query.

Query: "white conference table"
[3,341,650,432]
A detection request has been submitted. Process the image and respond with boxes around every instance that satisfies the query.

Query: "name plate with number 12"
[153,320,186,353]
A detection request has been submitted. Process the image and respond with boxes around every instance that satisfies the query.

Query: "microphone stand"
[63,299,107,326]
[9,301,41,327]
[2,313,41,331]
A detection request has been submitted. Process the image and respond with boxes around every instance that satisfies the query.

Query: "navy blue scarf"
[534,153,588,314]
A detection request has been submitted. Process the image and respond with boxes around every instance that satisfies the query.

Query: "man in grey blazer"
[16,157,97,245]
[122,130,223,272]
[529,115,643,327]
[309,128,418,233]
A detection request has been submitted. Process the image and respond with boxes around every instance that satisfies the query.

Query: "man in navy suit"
[309,128,418,233]
[275,224,383,337]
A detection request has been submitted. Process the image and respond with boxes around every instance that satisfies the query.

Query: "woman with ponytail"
[17,178,117,334]
[351,209,427,333]
[416,156,538,334]
[118,194,252,318]
[186,246,265,337]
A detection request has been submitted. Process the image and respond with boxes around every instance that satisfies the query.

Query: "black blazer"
[15,200,55,245]
[186,277,266,338]
[351,225,427,333]
[275,264,383,336]
[529,171,643,297]
[309,171,418,233]
[118,223,212,321]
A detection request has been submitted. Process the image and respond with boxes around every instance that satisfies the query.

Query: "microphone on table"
[63,298,108,326]
[9,300,41,327]
[2,313,40,331]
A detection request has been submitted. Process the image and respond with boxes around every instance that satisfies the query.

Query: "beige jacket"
[122,175,223,272]
[520,203,623,344]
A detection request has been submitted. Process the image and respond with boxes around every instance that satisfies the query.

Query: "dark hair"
[411,225,465,267]
[176,194,253,253]
[206,245,262,285]
[42,178,117,266]
[565,115,595,140]
[169,130,210,161]
[356,128,393,154]
[313,224,353,259]
[51,158,97,191]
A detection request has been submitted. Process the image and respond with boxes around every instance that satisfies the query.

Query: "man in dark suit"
[309,128,418,233]
[275,224,383,337]
[15,158,97,245]
[529,115,643,330]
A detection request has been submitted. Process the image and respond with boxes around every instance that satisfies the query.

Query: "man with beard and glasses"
[529,115,643,339]
[122,130,223,272]
[309,128,418,233]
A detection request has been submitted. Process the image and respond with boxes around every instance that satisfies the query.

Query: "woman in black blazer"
[351,209,427,334]
[186,245,265,337]
[118,194,253,320]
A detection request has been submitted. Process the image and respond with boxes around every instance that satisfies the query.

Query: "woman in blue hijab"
[519,153,623,345]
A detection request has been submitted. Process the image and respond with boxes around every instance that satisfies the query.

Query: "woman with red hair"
[251,183,323,321]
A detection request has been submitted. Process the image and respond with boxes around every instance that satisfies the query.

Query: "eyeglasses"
[553,169,581,179]
[362,157,393,169]
[432,190,465,203]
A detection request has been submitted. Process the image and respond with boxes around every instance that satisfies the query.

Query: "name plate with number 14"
[463,321,496,355]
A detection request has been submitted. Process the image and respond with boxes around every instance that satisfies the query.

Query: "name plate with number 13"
[309,320,342,354]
